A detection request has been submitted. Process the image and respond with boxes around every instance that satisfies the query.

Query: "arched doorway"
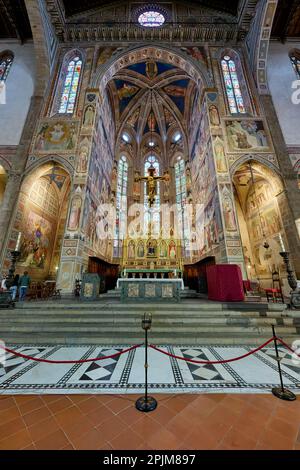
[233,161,286,288]
[12,163,71,281]
[0,164,8,204]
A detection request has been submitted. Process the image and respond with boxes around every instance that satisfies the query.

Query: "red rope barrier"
[276,338,300,359]
[150,338,276,365]
[0,344,142,364]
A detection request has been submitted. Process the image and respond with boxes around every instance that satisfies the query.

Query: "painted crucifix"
[135,166,170,208]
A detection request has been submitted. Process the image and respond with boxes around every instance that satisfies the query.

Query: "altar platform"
[118,278,183,302]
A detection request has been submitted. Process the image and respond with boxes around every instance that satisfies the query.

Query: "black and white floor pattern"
[0,344,299,395]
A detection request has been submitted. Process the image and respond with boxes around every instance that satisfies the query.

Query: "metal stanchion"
[271,325,296,401]
[136,313,158,413]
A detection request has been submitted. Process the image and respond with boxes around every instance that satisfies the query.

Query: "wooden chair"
[265,271,284,303]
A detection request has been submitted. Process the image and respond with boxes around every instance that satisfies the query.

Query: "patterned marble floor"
[0,344,299,395]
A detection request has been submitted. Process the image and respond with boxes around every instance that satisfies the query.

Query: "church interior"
[0,0,300,453]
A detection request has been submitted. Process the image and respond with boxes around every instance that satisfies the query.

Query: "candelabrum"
[280,252,300,308]
[6,250,21,290]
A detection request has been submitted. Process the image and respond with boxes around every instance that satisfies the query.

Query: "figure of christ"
[135,166,170,208]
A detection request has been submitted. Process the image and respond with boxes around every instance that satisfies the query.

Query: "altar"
[119,234,184,302]
[118,278,183,302]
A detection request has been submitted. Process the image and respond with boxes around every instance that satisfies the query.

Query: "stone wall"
[267,41,300,147]
[0,41,36,146]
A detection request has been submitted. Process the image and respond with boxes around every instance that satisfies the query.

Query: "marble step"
[12,301,286,312]
[1,332,297,346]
[0,323,295,334]
[0,316,293,326]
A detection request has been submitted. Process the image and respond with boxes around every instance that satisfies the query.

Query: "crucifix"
[135,166,170,208]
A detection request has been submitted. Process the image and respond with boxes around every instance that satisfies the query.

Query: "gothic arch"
[230,155,283,185]
[24,155,74,180]
[92,44,212,92]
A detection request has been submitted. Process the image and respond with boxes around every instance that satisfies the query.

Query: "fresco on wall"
[237,178,285,276]
[76,136,90,173]
[189,94,223,256]
[83,92,115,258]
[35,121,79,152]
[19,211,53,270]
[225,120,271,152]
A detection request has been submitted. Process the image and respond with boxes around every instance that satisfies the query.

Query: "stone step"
[1,333,297,346]
[0,316,292,326]
[0,324,295,334]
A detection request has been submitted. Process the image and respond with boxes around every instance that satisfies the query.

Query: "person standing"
[10,274,20,301]
[19,271,31,302]
[1,275,8,292]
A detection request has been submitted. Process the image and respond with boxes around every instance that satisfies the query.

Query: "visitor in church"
[0,274,8,292]
[18,271,31,302]
[9,274,20,301]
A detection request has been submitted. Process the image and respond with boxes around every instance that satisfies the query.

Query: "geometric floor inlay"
[0,343,299,395]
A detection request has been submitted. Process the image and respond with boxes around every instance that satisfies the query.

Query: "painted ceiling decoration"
[109,60,195,145]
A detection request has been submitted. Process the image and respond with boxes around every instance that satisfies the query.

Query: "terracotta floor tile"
[111,428,145,450]
[27,416,60,443]
[164,397,190,414]
[182,427,220,450]
[258,428,295,450]
[0,416,26,441]
[0,407,21,425]
[221,427,258,450]
[14,396,37,405]
[266,416,299,441]
[35,429,70,451]
[0,428,32,450]
[0,397,16,412]
[97,415,128,442]
[117,404,145,427]
[54,406,85,428]
[46,396,73,415]
[71,428,107,450]
[150,405,177,426]
[147,428,182,450]
[105,397,133,415]
[85,404,114,427]
[61,415,97,441]
[77,397,103,415]
[131,415,162,440]
[165,414,192,441]
[41,395,62,405]
[0,393,298,450]
[22,406,52,428]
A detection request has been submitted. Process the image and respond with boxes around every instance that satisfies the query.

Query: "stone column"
[261,94,300,277]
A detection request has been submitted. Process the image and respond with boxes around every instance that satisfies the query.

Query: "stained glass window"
[221,56,246,114]
[290,53,300,78]
[115,155,128,243]
[0,53,13,82]
[144,155,160,235]
[138,11,165,27]
[175,158,190,252]
[59,55,82,114]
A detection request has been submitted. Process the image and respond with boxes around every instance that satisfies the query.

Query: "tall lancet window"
[0,52,13,82]
[144,155,160,235]
[58,53,83,114]
[290,50,300,78]
[221,55,246,114]
[175,157,189,250]
[115,155,128,243]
